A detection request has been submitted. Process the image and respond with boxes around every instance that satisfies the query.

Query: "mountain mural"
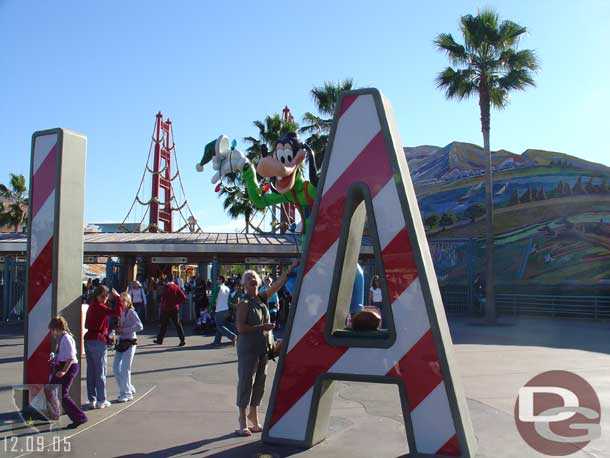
[405,142,610,189]
[404,142,610,286]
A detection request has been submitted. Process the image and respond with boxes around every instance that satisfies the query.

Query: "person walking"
[84,286,123,409]
[47,316,88,429]
[153,273,187,346]
[234,261,297,436]
[128,280,147,323]
[113,291,143,402]
[212,276,236,346]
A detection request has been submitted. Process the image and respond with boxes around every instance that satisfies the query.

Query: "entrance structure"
[24,129,87,407]
[263,89,477,457]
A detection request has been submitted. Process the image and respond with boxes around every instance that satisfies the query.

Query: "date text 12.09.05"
[3,435,71,454]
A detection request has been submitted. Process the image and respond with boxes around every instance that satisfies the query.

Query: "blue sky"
[1,0,609,232]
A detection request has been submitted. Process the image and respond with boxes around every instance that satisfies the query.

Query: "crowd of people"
[50,264,383,433]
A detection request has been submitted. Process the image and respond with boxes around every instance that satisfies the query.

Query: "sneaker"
[88,401,96,410]
[178,341,186,347]
[95,400,111,409]
[117,396,131,403]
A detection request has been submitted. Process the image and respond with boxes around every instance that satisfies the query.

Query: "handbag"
[115,338,137,353]
[266,330,277,361]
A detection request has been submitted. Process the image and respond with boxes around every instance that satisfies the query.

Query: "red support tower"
[280,105,296,234]
[150,112,173,233]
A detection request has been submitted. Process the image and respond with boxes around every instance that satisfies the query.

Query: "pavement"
[0,316,609,458]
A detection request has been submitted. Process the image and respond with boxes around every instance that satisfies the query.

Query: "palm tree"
[434,9,539,323]
[300,79,356,165]
[0,174,28,232]
[218,179,257,234]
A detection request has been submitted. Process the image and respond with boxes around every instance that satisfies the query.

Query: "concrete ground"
[0,316,609,458]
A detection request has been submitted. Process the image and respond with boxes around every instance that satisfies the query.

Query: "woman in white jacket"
[113,291,143,402]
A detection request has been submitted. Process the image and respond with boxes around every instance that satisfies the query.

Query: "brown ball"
[351,310,381,332]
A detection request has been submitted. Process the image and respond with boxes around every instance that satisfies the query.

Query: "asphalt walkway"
[1,317,609,458]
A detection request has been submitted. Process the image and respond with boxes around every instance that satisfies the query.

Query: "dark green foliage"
[425,213,440,229]
[434,9,539,113]
[464,203,486,222]
[439,212,457,229]
[0,173,28,232]
[300,79,357,163]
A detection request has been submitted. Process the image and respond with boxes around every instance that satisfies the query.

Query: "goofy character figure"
[196,131,364,314]
[196,131,318,235]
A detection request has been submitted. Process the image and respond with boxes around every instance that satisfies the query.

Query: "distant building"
[88,222,144,233]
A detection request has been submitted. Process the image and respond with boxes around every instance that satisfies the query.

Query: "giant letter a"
[263,89,477,457]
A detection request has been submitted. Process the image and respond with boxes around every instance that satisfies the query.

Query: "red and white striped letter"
[24,129,87,407]
[263,89,476,457]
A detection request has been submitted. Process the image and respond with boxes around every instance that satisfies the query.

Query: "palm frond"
[488,87,509,109]
[9,174,26,194]
[436,67,478,100]
[434,33,468,65]
[498,20,527,47]
[497,68,536,92]
[0,184,10,197]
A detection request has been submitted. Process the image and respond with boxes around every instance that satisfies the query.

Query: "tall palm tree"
[218,178,258,234]
[434,9,539,323]
[0,174,28,232]
[300,79,356,165]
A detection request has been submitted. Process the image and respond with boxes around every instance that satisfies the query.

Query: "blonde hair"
[241,270,261,286]
[48,316,72,336]
[121,292,133,310]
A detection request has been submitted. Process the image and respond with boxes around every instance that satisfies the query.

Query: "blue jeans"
[213,310,236,344]
[113,344,136,398]
[134,302,145,322]
[85,339,107,403]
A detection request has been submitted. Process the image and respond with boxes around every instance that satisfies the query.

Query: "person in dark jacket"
[153,273,187,346]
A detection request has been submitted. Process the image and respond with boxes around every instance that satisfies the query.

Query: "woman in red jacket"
[84,285,123,409]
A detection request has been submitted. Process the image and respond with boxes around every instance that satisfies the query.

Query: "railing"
[440,285,470,315]
[438,284,610,319]
[496,293,610,319]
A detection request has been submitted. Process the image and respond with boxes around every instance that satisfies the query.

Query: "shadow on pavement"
[449,316,610,354]
[112,434,304,458]
[197,439,303,458]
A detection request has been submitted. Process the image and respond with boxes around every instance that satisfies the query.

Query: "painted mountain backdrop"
[404,142,610,285]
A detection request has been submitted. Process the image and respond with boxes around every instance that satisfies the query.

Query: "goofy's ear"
[261,144,269,158]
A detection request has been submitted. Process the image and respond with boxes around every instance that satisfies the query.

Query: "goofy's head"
[256,132,310,194]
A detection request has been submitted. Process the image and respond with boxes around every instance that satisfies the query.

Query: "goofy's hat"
[195,134,231,172]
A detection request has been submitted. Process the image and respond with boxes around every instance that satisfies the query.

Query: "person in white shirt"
[369,276,383,307]
[113,292,143,402]
[128,280,147,322]
[213,276,236,346]
[47,316,88,429]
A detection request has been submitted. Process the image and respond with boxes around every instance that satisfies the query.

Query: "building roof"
[0,232,375,260]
